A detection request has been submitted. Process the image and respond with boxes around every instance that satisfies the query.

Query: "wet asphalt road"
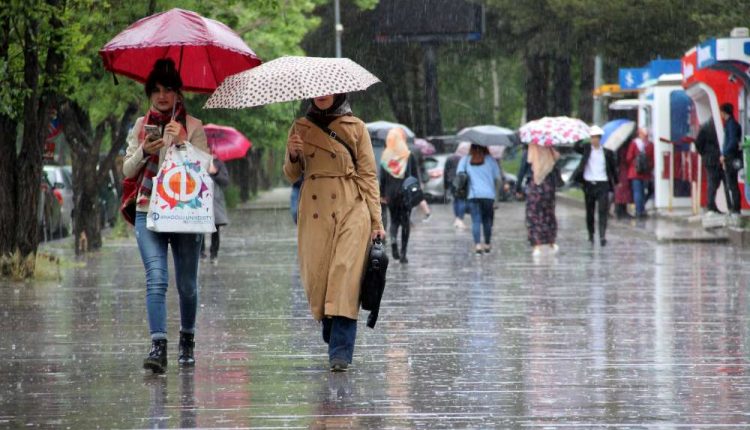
[2,200,750,428]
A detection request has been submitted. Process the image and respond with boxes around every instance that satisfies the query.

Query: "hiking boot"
[178,332,195,366]
[143,339,167,373]
[330,358,349,372]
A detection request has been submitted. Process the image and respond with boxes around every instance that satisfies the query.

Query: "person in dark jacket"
[515,145,531,199]
[720,103,743,214]
[694,119,727,213]
[379,127,419,263]
[201,155,230,264]
[571,126,618,246]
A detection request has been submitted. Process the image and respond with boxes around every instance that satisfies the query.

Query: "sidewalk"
[556,192,730,243]
[237,187,292,210]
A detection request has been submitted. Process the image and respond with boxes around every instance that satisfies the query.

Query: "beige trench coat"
[283,116,383,321]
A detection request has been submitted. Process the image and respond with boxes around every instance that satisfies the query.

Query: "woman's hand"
[371,229,386,242]
[287,134,304,161]
[143,138,164,155]
[164,120,185,145]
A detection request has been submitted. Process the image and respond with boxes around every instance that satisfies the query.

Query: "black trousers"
[200,226,221,259]
[705,163,728,212]
[724,158,742,213]
[584,181,610,240]
[388,203,411,256]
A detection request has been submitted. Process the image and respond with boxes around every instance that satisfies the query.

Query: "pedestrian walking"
[410,145,433,223]
[613,143,633,219]
[694,119,727,213]
[122,59,209,373]
[446,142,473,229]
[379,127,419,263]
[571,126,618,246]
[625,128,654,218]
[200,154,229,264]
[457,144,501,254]
[284,94,385,372]
[526,144,561,256]
[719,103,743,214]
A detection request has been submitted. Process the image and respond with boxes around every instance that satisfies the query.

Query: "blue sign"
[697,39,717,69]
[619,59,682,89]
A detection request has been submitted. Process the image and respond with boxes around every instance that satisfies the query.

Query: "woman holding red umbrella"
[122,59,209,373]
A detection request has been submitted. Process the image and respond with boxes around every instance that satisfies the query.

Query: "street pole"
[593,55,603,125]
[334,0,342,58]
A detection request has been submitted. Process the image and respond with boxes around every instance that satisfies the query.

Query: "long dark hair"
[469,144,489,165]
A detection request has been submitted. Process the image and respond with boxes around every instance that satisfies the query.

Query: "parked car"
[422,153,450,203]
[39,173,65,241]
[43,165,73,236]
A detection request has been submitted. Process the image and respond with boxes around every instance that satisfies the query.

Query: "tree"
[0,0,72,277]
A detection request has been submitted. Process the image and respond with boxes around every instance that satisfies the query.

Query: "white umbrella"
[204,56,380,109]
[457,125,517,147]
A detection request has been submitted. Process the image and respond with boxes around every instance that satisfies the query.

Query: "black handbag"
[361,238,389,328]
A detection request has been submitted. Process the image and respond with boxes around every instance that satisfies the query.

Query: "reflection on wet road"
[2,202,750,427]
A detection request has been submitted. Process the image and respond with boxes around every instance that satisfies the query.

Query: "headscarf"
[306,94,352,127]
[380,127,410,179]
[528,144,560,185]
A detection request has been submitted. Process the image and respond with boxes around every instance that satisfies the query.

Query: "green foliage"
[224,184,241,209]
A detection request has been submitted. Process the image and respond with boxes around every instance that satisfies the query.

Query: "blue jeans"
[322,316,357,363]
[631,179,645,216]
[135,212,202,340]
[469,198,494,245]
[453,197,467,219]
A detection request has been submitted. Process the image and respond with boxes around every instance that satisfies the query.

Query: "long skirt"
[526,175,557,246]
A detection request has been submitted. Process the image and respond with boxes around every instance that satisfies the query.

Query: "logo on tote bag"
[156,160,209,209]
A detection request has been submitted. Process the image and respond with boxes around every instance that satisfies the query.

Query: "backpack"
[400,176,423,208]
[635,151,649,175]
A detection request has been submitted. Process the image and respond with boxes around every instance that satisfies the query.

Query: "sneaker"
[453,219,467,229]
[475,244,483,255]
[422,213,432,223]
[210,257,218,266]
[600,238,607,247]
[330,358,349,372]
[200,252,208,260]
[551,244,559,253]
[483,244,491,254]
[532,246,542,257]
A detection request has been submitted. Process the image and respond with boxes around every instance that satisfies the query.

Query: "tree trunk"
[524,53,549,121]
[577,53,595,123]
[0,12,18,262]
[550,55,572,116]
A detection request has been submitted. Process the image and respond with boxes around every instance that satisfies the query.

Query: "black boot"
[178,332,195,366]
[391,243,400,260]
[400,240,409,264]
[143,339,167,373]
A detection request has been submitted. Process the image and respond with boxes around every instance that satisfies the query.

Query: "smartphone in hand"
[144,124,161,141]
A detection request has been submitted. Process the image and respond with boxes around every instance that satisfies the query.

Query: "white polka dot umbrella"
[519,116,590,147]
[204,56,380,109]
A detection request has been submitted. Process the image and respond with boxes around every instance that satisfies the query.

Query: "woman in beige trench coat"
[284,94,385,372]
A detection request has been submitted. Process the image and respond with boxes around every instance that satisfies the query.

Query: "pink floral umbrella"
[519,116,590,146]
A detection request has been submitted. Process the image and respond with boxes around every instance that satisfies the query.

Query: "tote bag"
[146,142,216,233]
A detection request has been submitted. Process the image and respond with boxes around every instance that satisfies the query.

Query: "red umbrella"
[204,124,252,161]
[99,8,261,93]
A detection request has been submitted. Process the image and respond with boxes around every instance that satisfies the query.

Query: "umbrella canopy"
[602,119,636,151]
[414,138,436,156]
[457,125,517,147]
[454,140,505,159]
[204,124,252,161]
[100,8,261,93]
[366,121,416,141]
[519,116,590,147]
[204,56,380,108]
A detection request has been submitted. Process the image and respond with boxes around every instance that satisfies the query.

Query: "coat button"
[310,175,316,180]
[331,193,336,199]
[312,194,317,200]
[331,153,337,159]
[331,212,336,218]
[313,213,319,219]
[310,152,315,158]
